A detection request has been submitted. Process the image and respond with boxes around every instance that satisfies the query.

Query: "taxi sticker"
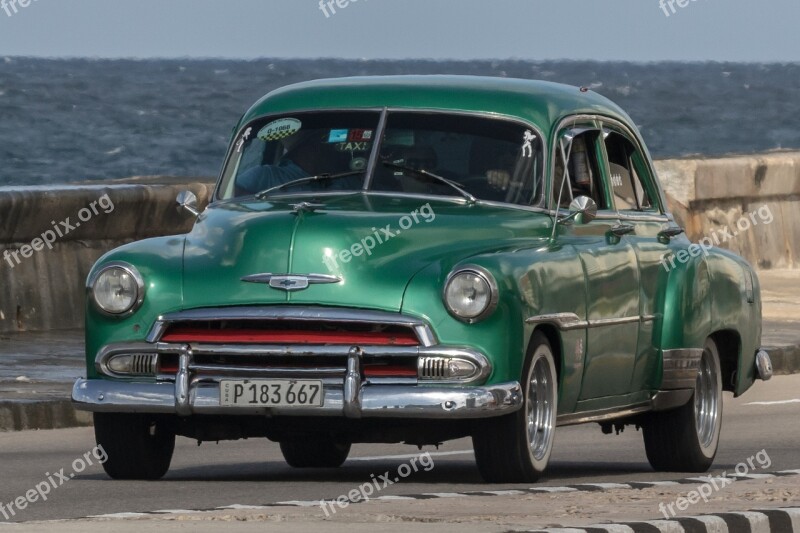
[328,129,349,143]
[348,129,373,142]
[258,118,302,142]
[336,141,371,152]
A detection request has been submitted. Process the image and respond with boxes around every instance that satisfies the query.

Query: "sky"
[0,0,798,62]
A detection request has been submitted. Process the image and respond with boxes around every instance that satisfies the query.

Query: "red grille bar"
[161,328,420,346]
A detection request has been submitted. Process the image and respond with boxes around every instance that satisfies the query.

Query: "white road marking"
[348,449,473,461]
[86,512,151,519]
[744,399,800,406]
[275,500,323,507]
[373,495,416,500]
[474,490,526,496]
[574,482,633,490]
[217,504,272,510]
[422,492,465,498]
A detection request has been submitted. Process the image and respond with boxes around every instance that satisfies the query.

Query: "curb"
[767,345,800,375]
[0,400,92,432]
[522,507,800,533]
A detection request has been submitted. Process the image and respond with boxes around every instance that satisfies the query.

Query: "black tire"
[280,438,351,468]
[94,413,176,480]
[473,331,558,483]
[643,337,723,472]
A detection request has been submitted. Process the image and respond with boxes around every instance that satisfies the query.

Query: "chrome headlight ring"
[442,265,499,323]
[87,261,146,317]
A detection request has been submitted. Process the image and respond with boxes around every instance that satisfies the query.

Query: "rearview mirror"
[176,190,199,217]
[569,196,597,224]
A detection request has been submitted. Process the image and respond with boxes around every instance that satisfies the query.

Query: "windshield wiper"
[382,162,477,204]
[255,170,365,199]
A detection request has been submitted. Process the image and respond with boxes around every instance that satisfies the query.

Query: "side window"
[604,131,655,212]
[552,130,608,210]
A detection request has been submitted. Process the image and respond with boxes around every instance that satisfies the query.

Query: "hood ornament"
[241,273,342,292]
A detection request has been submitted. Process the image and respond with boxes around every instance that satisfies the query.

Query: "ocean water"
[1,58,799,186]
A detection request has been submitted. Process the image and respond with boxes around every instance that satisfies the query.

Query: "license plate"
[220,380,323,407]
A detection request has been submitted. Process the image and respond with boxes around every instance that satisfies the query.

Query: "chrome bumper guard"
[72,344,522,419]
[755,349,773,381]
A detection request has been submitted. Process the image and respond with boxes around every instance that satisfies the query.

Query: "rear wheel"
[643,337,723,472]
[473,331,558,483]
[94,413,175,480]
[280,437,351,468]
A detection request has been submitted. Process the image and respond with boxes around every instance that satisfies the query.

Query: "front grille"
[159,319,420,346]
[148,308,430,383]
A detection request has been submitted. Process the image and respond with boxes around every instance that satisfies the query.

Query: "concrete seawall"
[655,151,800,270]
[0,178,214,333]
[0,152,798,333]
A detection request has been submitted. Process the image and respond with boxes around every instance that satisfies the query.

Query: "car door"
[599,123,676,394]
[552,121,641,402]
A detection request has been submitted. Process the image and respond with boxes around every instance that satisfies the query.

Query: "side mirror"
[176,190,200,217]
[566,196,597,225]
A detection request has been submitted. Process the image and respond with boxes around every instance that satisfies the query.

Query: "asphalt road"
[0,375,797,525]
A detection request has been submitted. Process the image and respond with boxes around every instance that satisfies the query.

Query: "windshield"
[218,111,544,206]
[218,111,380,199]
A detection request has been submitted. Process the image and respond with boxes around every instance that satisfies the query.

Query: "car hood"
[182,194,551,312]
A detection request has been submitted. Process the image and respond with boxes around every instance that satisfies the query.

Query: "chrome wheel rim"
[694,349,719,448]
[526,351,555,461]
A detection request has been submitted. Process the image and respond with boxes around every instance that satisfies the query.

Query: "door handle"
[658,226,685,239]
[610,223,635,237]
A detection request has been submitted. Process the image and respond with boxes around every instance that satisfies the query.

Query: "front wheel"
[643,337,723,472]
[473,331,558,483]
[94,413,175,480]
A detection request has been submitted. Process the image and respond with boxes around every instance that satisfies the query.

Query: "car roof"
[239,75,634,134]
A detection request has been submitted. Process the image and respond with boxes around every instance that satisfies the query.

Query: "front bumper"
[74,306,523,419]
[72,378,522,419]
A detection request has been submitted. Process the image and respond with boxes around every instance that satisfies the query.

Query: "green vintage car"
[72,76,772,483]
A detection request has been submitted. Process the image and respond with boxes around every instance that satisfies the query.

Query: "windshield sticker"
[335,141,371,152]
[522,130,536,158]
[328,129,349,143]
[258,118,302,142]
[350,157,368,171]
[235,127,252,153]
[348,129,373,142]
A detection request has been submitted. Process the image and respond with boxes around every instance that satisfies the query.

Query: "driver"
[236,133,328,194]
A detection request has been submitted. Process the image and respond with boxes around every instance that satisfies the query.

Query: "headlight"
[89,262,145,316]
[443,266,498,323]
